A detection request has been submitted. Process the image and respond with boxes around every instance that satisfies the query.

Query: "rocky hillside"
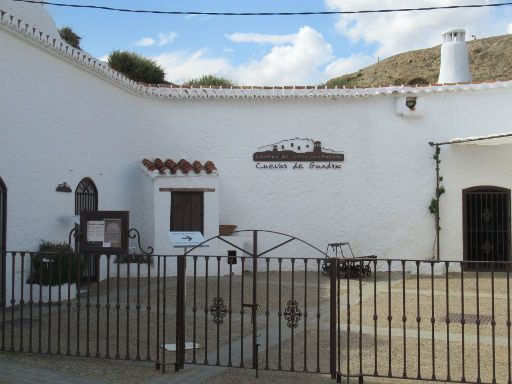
[326,34,512,88]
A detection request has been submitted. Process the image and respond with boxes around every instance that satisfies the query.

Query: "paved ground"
[0,266,510,383]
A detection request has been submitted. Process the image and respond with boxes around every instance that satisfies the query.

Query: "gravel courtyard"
[1,260,511,383]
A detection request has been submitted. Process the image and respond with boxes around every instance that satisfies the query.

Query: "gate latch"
[242,303,260,323]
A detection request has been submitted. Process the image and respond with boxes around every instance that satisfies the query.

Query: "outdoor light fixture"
[56,182,72,192]
[405,96,417,111]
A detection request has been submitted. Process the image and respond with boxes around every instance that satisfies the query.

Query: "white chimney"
[438,28,472,84]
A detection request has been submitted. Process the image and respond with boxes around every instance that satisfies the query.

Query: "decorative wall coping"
[3,7,512,100]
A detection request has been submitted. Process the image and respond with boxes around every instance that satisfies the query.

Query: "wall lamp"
[56,182,72,193]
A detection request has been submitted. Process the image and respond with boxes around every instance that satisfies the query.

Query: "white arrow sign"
[168,231,206,248]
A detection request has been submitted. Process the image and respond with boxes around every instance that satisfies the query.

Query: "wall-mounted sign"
[253,138,344,170]
[80,211,129,254]
[168,231,206,248]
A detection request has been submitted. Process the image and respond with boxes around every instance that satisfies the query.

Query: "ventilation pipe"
[438,28,472,84]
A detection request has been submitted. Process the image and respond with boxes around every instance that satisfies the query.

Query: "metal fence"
[333,258,512,384]
[1,251,512,384]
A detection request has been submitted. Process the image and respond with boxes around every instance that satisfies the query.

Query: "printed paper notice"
[104,219,122,248]
[87,221,105,242]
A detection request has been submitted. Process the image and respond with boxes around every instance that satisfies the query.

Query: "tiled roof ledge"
[141,159,218,178]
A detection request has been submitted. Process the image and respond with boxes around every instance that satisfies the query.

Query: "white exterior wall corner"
[3,24,512,282]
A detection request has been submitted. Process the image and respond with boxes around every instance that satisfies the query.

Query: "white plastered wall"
[3,23,512,295]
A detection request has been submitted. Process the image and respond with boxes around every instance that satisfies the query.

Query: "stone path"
[0,359,108,384]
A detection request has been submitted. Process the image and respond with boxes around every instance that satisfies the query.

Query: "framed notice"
[80,211,129,254]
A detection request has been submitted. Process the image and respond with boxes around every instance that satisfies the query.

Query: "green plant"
[108,50,166,84]
[429,145,445,224]
[27,241,83,286]
[185,74,234,87]
[59,27,81,49]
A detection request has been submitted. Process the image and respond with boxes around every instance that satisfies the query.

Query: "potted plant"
[25,241,80,302]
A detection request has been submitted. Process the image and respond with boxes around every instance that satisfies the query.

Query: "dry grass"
[325,34,512,87]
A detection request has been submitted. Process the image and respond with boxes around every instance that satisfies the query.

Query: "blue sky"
[43,0,512,85]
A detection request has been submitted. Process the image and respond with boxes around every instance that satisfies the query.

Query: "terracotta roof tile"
[142,158,217,175]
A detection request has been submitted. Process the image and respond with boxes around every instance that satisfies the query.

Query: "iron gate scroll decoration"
[253,138,344,170]
[284,299,302,329]
[209,297,228,325]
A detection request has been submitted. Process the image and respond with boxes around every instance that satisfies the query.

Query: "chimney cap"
[442,28,466,36]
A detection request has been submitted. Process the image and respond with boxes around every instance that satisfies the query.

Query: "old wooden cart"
[321,242,376,278]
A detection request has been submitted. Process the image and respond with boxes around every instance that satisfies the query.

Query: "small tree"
[108,50,166,84]
[59,27,81,49]
[185,74,234,87]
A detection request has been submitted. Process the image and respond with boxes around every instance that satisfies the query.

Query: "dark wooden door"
[0,178,6,303]
[170,192,204,233]
[463,187,511,269]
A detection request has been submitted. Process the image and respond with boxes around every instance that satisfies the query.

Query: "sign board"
[253,138,344,170]
[168,231,206,248]
[80,211,129,254]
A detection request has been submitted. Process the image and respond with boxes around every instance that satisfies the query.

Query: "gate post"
[252,230,258,370]
[330,257,338,379]
[176,254,186,370]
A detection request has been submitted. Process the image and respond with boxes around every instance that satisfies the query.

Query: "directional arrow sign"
[168,231,206,248]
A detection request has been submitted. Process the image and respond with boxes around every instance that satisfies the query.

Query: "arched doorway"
[463,186,511,268]
[75,177,98,216]
[0,177,6,303]
[75,178,98,280]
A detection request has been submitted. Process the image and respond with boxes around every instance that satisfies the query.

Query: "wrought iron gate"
[3,238,512,383]
[171,230,336,376]
[463,187,511,269]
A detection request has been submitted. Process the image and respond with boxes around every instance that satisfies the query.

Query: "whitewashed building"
[1,1,512,299]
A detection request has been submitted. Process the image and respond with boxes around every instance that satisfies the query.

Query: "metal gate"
[75,178,99,280]
[3,238,512,383]
[171,230,337,376]
[463,187,511,269]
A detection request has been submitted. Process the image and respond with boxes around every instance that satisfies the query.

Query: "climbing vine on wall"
[428,146,445,220]
[429,145,444,260]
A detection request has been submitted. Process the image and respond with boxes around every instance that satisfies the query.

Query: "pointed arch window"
[75,178,98,215]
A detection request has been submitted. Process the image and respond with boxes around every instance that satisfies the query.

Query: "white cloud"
[508,22,512,34]
[226,32,296,45]
[153,50,231,84]
[153,26,376,85]
[222,47,235,53]
[229,26,334,85]
[134,37,156,47]
[158,32,178,46]
[133,32,178,47]
[325,0,502,58]
[324,54,375,78]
